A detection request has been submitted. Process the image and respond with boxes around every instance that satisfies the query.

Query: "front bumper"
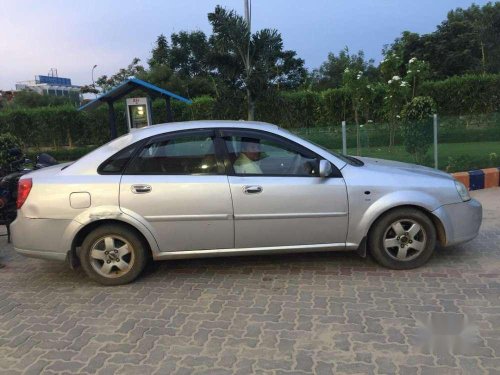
[432,198,482,247]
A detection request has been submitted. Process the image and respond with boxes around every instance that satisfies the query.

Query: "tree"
[208,5,305,120]
[384,3,500,78]
[0,133,21,171]
[148,34,170,67]
[146,31,215,98]
[342,68,375,155]
[401,96,436,163]
[169,31,211,77]
[380,52,412,148]
[313,47,378,89]
[406,57,430,98]
[95,58,146,92]
[6,90,76,108]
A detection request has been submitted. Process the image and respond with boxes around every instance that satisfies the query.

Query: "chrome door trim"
[243,185,263,194]
[131,184,152,194]
[144,214,232,222]
[154,242,350,260]
[234,212,348,220]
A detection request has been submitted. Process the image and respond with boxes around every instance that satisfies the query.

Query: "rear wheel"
[368,208,436,269]
[80,224,148,285]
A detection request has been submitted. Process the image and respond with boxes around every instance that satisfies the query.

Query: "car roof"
[127,120,279,140]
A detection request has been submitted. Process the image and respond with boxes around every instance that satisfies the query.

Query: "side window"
[224,133,319,176]
[98,143,140,174]
[125,133,221,175]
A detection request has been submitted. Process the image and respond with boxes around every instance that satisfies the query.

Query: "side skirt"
[154,243,358,261]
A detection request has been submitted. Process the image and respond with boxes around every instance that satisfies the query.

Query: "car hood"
[356,157,453,180]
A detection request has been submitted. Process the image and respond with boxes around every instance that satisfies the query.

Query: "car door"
[220,128,348,249]
[120,129,234,252]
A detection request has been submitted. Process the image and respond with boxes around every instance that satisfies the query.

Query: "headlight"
[455,180,471,202]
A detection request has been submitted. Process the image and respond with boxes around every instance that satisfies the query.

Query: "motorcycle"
[0,149,57,242]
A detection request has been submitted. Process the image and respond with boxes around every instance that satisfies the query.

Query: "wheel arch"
[366,204,446,247]
[71,219,158,263]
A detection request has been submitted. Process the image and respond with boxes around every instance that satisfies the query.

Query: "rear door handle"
[131,184,152,194]
[243,185,263,194]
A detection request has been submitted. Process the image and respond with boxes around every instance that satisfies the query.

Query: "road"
[0,188,499,374]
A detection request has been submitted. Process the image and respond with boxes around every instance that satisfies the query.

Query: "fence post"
[433,114,438,169]
[342,121,347,155]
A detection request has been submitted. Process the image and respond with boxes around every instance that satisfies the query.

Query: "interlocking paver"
[1,190,500,374]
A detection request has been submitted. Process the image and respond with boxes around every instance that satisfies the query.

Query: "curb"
[452,167,500,191]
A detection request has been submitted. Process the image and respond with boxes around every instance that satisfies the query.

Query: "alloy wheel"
[89,235,135,278]
[383,219,427,261]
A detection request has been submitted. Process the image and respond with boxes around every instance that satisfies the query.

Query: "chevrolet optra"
[12,121,482,285]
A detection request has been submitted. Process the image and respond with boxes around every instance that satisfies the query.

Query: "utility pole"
[92,65,98,98]
[244,0,251,30]
[243,0,253,120]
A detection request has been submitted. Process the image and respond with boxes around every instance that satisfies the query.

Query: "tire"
[80,224,148,286]
[368,207,436,270]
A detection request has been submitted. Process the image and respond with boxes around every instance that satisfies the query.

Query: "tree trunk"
[247,89,255,121]
[389,122,395,150]
[67,127,73,148]
[481,40,486,74]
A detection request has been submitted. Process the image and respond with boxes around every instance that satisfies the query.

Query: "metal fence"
[290,112,500,173]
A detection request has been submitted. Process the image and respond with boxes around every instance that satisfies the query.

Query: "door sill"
[154,243,356,260]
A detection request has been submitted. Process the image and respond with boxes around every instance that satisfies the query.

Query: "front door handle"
[131,184,152,194]
[243,185,263,194]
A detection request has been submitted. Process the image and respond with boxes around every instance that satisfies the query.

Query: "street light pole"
[91,64,98,98]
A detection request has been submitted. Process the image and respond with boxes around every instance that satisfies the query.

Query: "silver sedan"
[11,121,482,285]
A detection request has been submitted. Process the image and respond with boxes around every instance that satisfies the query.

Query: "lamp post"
[91,64,98,97]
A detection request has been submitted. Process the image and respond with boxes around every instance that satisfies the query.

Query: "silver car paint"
[120,174,234,251]
[11,120,482,262]
[227,175,348,248]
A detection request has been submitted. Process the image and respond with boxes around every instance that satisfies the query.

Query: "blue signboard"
[36,75,72,86]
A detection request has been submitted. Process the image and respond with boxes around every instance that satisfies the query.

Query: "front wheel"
[368,208,436,270]
[80,224,148,285]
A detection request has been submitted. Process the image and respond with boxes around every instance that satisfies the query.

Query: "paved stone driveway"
[1,189,499,374]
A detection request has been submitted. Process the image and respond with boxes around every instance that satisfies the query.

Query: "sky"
[0,0,492,90]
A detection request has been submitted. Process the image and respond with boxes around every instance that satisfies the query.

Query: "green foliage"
[6,90,78,109]
[95,58,146,92]
[401,96,436,162]
[25,146,97,163]
[419,73,500,115]
[277,91,320,129]
[384,3,500,78]
[208,5,306,120]
[189,96,216,120]
[148,34,170,67]
[312,47,378,90]
[0,133,21,170]
[319,88,352,124]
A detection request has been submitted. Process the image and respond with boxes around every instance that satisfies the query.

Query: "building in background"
[15,69,81,102]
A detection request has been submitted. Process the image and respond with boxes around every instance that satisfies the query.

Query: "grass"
[337,141,500,172]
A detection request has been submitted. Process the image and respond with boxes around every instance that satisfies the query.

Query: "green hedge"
[419,74,500,115]
[1,73,499,149]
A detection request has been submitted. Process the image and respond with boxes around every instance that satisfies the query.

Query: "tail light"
[17,178,32,209]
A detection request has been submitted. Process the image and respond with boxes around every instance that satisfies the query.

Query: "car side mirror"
[319,160,333,177]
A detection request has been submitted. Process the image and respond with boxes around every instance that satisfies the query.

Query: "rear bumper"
[14,247,67,261]
[11,216,76,261]
[432,198,482,247]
